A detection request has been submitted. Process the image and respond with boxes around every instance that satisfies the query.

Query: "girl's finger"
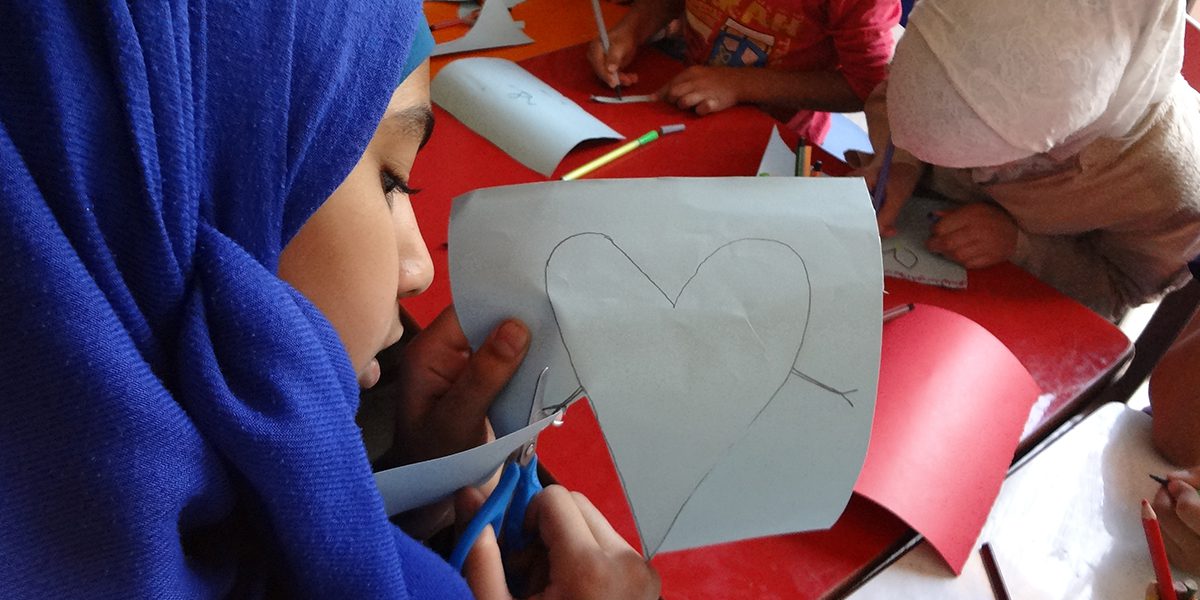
[462,525,513,600]
[569,491,637,553]
[526,485,598,559]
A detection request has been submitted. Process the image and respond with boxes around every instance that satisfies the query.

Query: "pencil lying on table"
[561,124,685,180]
[882,303,914,323]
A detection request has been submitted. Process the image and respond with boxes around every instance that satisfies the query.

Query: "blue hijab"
[0,2,467,597]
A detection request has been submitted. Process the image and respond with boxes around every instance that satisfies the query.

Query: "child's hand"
[588,26,640,90]
[1153,467,1200,575]
[925,203,1018,269]
[658,66,744,115]
[460,485,661,600]
[391,305,530,466]
[848,154,922,238]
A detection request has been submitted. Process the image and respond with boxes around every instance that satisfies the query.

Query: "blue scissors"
[449,368,556,572]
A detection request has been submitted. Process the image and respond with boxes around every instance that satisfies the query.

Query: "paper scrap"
[817,113,873,164]
[589,94,658,104]
[882,197,967,289]
[755,125,797,177]
[431,0,533,57]
[374,411,559,516]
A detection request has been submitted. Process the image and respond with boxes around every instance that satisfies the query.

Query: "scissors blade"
[514,367,551,465]
[529,366,550,427]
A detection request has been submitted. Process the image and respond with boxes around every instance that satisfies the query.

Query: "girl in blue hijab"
[0,1,659,597]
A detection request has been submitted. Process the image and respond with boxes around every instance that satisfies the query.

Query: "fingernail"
[493,321,528,359]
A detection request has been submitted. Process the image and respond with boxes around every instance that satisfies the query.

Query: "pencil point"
[1143,498,1157,520]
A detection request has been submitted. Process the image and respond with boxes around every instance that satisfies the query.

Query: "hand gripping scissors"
[449,368,559,572]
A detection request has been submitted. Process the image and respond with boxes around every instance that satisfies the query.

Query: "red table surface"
[404,43,1132,599]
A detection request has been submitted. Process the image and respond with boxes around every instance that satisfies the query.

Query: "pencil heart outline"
[544,233,812,554]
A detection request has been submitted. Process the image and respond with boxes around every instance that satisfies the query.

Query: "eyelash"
[380,168,420,206]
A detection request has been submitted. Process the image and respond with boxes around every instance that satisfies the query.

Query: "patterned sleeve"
[827,0,901,100]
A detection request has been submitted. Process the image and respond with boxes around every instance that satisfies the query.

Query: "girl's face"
[278,60,434,389]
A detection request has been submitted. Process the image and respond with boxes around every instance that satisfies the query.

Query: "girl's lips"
[358,357,382,389]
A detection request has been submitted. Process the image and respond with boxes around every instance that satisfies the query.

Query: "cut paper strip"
[882,197,967,289]
[755,125,796,177]
[430,0,533,57]
[853,304,1041,574]
[449,177,882,555]
[432,57,623,176]
[589,94,658,104]
[817,113,873,164]
[374,411,559,516]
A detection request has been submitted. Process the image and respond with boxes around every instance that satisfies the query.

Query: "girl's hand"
[925,203,1019,269]
[461,485,661,600]
[392,305,530,466]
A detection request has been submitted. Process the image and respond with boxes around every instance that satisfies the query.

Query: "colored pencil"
[1143,499,1176,600]
[561,124,684,180]
[882,303,914,323]
[871,139,895,211]
[979,543,1011,600]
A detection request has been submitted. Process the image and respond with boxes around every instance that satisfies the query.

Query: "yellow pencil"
[561,124,685,181]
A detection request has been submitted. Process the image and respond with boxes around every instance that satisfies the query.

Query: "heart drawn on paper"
[544,233,814,555]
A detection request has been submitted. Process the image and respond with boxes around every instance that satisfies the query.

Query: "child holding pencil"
[587,0,900,143]
[855,0,1200,320]
[1151,467,1200,578]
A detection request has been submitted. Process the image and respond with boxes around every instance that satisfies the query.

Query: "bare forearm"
[1150,313,1200,466]
[730,67,863,113]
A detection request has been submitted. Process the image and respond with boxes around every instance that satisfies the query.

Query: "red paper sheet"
[854,304,1041,574]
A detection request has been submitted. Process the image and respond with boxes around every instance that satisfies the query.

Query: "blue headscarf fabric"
[0,2,468,598]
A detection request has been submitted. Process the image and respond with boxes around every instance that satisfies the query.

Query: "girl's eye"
[380,168,420,207]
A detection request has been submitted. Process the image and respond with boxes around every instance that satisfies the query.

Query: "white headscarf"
[889,0,1184,168]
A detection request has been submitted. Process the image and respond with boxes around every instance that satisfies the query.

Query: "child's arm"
[659,65,863,116]
[828,0,901,109]
[1152,467,1200,576]
[1008,226,1198,320]
[858,80,926,236]
[588,0,683,89]
[1150,312,1200,466]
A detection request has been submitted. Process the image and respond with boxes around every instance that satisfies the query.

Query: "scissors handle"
[500,454,542,552]
[449,461,521,571]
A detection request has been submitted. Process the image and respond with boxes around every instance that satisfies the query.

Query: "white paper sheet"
[818,113,873,164]
[373,411,559,516]
[449,177,882,555]
[882,196,967,289]
[430,0,533,57]
[755,125,797,177]
[431,57,624,176]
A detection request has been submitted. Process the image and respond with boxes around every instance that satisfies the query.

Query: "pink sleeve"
[827,0,901,101]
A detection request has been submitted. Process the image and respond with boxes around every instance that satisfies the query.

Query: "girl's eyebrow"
[385,105,436,149]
